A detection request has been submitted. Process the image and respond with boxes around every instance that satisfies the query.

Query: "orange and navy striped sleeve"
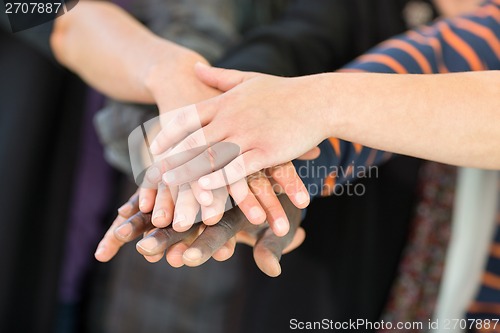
[467,179,500,322]
[294,0,500,198]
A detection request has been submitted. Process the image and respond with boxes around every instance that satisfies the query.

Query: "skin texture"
[149,65,500,194]
[139,159,313,237]
[50,1,312,236]
[95,189,305,277]
[50,1,218,108]
[59,0,490,271]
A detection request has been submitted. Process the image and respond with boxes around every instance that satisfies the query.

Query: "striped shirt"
[294,0,500,196]
[293,0,500,322]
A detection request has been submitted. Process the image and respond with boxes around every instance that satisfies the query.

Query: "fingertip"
[271,217,290,237]
[162,172,176,186]
[152,210,171,228]
[144,253,163,263]
[139,198,152,213]
[212,239,236,262]
[114,223,133,240]
[183,248,203,266]
[247,206,266,225]
[194,61,210,70]
[203,213,223,226]
[296,147,321,160]
[149,140,161,155]
[136,236,159,255]
[293,191,310,209]
[94,246,111,263]
[212,245,234,262]
[166,256,185,268]
[117,202,133,217]
[199,191,213,206]
[283,228,306,254]
[198,176,211,189]
[194,62,214,84]
[172,217,193,232]
[254,250,282,277]
[309,147,321,159]
[166,242,189,268]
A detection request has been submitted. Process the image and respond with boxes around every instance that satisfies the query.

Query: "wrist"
[315,72,358,139]
[143,41,209,103]
[297,73,342,139]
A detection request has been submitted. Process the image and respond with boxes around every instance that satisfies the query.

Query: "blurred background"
[0,0,496,332]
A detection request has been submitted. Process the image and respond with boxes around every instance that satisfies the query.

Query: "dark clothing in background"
[95,1,429,332]
[0,0,433,332]
[214,0,427,327]
[218,0,425,74]
[0,29,86,333]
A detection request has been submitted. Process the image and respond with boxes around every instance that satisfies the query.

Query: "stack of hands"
[93,62,322,276]
[68,0,498,278]
[94,165,311,277]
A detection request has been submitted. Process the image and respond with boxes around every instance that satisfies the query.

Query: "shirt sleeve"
[296,0,500,198]
[0,1,55,59]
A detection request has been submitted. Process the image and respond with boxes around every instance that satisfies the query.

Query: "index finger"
[251,195,304,277]
[182,207,247,266]
[117,192,139,218]
[135,223,202,256]
[150,105,206,155]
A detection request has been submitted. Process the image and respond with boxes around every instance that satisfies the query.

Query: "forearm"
[50,1,204,103]
[321,71,500,169]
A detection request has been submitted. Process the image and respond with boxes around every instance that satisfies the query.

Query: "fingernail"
[153,209,166,222]
[199,177,210,188]
[295,192,309,205]
[205,207,217,218]
[179,220,193,229]
[163,172,175,184]
[115,223,133,239]
[274,218,289,236]
[150,141,160,154]
[137,237,158,252]
[118,202,133,216]
[174,213,185,223]
[199,192,212,205]
[95,246,105,256]
[249,207,264,221]
[146,166,161,182]
[173,214,187,229]
[269,258,282,277]
[139,198,148,210]
[183,248,202,262]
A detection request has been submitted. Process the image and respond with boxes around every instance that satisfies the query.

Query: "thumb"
[296,147,321,160]
[195,62,258,92]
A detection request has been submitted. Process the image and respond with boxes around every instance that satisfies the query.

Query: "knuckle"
[266,206,284,220]
[154,131,169,149]
[129,194,139,206]
[230,160,246,178]
[248,177,271,196]
[205,147,218,169]
[217,219,236,235]
[184,135,200,151]
[158,228,174,242]
[138,212,152,227]
[178,165,193,182]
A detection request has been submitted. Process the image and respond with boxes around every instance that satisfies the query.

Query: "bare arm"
[147,67,500,194]
[50,1,216,108]
[325,71,500,169]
